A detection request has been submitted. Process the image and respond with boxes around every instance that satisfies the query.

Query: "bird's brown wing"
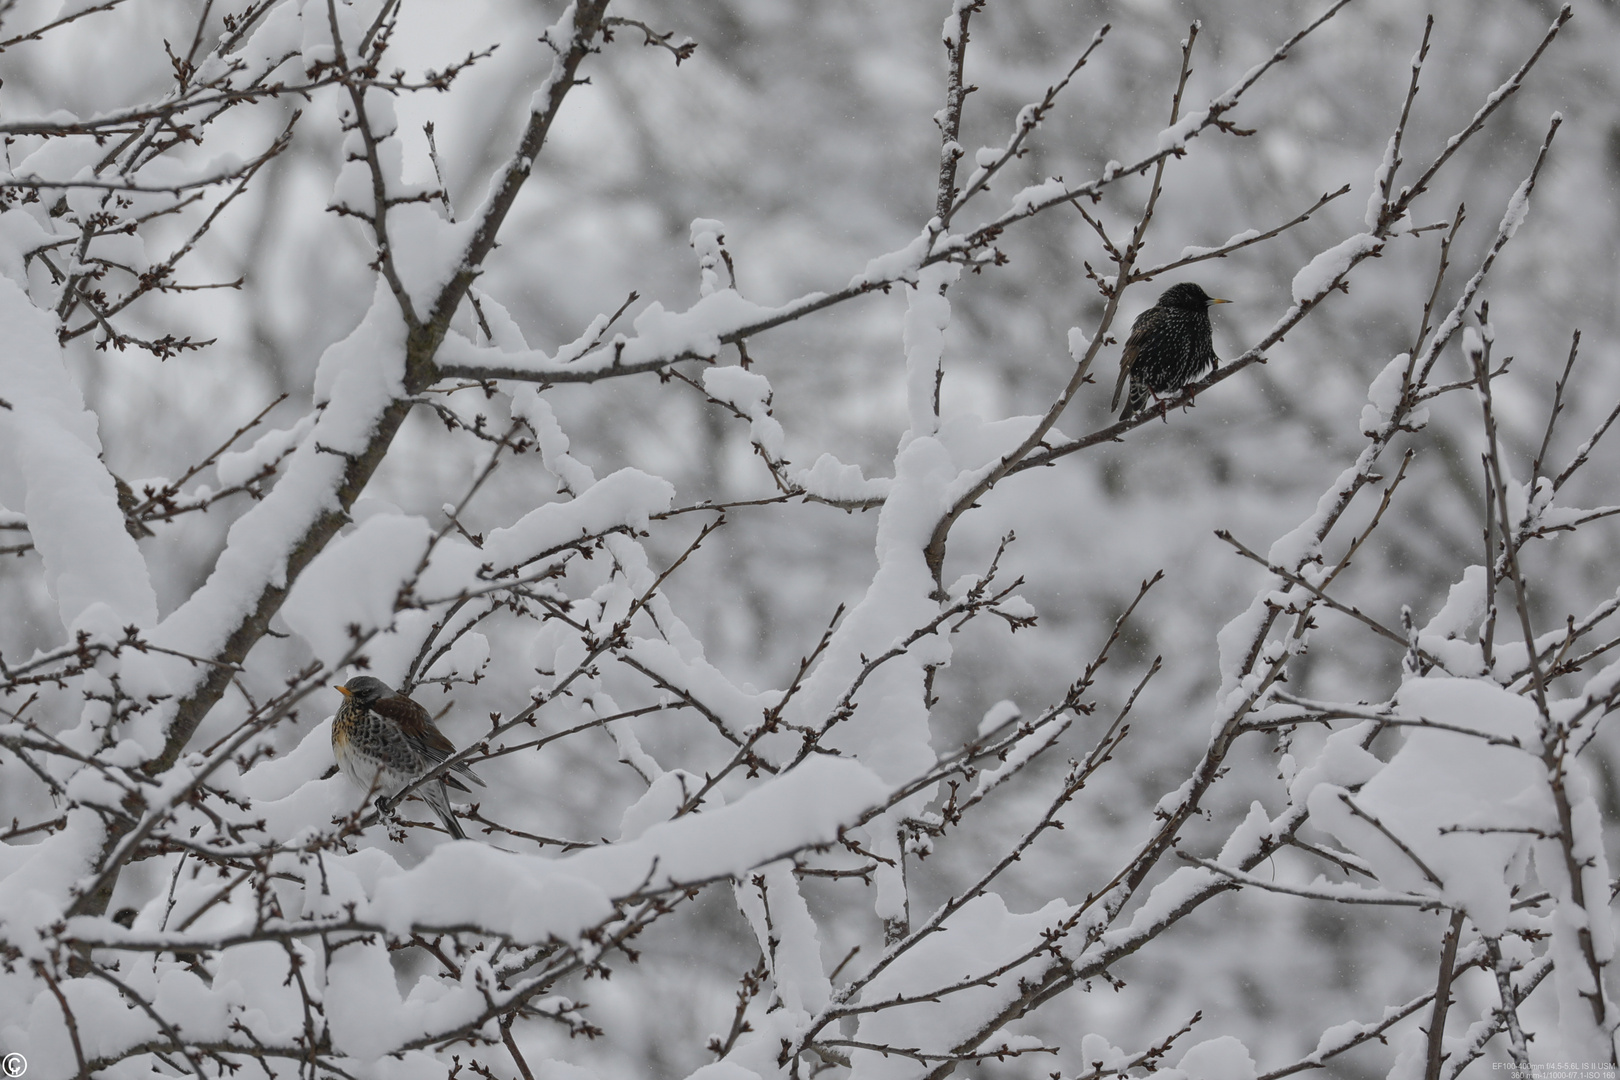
[370,691,435,733]
[1110,307,1158,413]
[373,692,453,758]
[374,691,486,789]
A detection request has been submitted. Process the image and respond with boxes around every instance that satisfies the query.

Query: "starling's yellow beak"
[335,685,352,698]
[1208,297,1232,305]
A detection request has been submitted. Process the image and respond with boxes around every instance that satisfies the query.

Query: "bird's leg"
[374,793,397,819]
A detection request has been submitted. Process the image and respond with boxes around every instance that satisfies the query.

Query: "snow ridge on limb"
[0,277,156,636]
[46,757,890,1073]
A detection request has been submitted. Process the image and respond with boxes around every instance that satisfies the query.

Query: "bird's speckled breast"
[1141,308,1218,390]
[333,708,418,796]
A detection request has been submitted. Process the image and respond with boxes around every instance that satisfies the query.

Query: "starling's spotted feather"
[1112,282,1227,419]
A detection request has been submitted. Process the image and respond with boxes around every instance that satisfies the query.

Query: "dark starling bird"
[1111,282,1231,419]
[333,675,485,839]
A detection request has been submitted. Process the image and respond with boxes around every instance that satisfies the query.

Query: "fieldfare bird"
[1111,282,1231,419]
[333,675,485,839]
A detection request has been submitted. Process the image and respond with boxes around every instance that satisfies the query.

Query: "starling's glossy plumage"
[333,675,484,839]
[1111,282,1231,419]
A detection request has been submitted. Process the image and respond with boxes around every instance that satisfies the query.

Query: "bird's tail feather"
[1120,381,1149,420]
[1110,367,1131,412]
[423,782,467,840]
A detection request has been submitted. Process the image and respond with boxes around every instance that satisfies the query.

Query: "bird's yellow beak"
[1208,297,1232,305]
[335,685,352,698]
